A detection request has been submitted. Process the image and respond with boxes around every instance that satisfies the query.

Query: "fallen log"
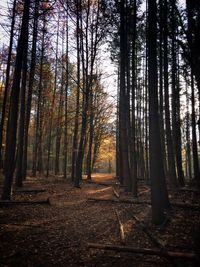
[138,188,150,197]
[0,222,41,228]
[113,188,120,198]
[14,188,46,194]
[115,210,125,245]
[88,197,200,211]
[172,202,200,211]
[88,243,198,260]
[0,198,50,206]
[86,180,114,187]
[87,197,150,205]
[179,188,200,193]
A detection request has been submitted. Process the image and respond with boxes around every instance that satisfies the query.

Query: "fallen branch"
[179,188,200,194]
[14,188,46,194]
[0,198,50,206]
[88,197,150,205]
[124,207,164,249]
[172,202,200,211]
[113,188,120,198]
[138,188,150,197]
[86,180,114,187]
[88,198,200,211]
[88,243,198,260]
[115,210,125,245]
[0,222,41,228]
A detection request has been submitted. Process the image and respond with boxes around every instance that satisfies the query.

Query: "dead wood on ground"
[115,210,125,245]
[0,198,50,206]
[88,243,199,261]
[112,188,120,198]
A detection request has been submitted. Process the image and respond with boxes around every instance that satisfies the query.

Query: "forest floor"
[0,173,200,267]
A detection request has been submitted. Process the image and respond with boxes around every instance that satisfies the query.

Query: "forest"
[0,0,200,266]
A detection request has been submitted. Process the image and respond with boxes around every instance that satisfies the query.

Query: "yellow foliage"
[95,135,116,172]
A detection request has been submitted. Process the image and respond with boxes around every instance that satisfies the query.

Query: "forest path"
[0,174,199,267]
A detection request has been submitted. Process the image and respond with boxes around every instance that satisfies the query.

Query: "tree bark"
[2,0,30,200]
[148,0,170,224]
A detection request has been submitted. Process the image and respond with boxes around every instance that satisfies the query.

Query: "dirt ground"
[0,173,200,267]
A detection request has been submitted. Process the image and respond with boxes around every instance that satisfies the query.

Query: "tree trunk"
[163,0,178,188]
[130,0,137,197]
[148,0,170,224]
[15,21,29,187]
[2,0,30,200]
[22,0,39,180]
[0,0,17,168]
[118,0,131,191]
[46,13,60,177]
[63,4,69,179]
[171,1,185,187]
[191,70,200,181]
[32,16,45,177]
[71,0,81,182]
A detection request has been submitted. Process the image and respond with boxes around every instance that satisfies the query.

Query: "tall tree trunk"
[86,90,94,180]
[32,17,45,177]
[171,1,185,187]
[71,0,81,183]
[118,0,131,191]
[0,0,17,167]
[2,0,30,200]
[130,0,137,197]
[63,3,69,180]
[22,0,39,180]
[46,13,60,177]
[55,24,65,175]
[191,70,200,181]
[163,0,178,188]
[185,82,192,180]
[148,0,170,224]
[159,0,167,178]
[75,0,90,186]
[15,20,29,187]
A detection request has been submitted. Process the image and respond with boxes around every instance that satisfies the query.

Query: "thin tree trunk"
[191,70,200,181]
[159,0,167,178]
[71,0,81,182]
[119,0,131,191]
[63,6,69,179]
[171,1,185,187]
[32,17,45,177]
[46,13,60,177]
[130,0,137,197]
[0,0,17,167]
[163,0,178,188]
[185,83,192,180]
[22,0,39,180]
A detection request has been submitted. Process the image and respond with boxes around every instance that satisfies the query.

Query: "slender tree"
[0,0,17,167]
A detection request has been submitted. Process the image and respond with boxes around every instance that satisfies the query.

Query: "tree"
[0,0,17,167]
[163,0,178,188]
[148,0,170,224]
[2,0,31,200]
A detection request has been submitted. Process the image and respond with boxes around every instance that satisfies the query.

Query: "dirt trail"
[0,174,199,267]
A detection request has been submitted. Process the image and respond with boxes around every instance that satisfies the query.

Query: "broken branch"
[0,198,50,206]
[115,210,125,245]
[88,243,198,260]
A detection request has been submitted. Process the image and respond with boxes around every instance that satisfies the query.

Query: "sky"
[0,0,186,103]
